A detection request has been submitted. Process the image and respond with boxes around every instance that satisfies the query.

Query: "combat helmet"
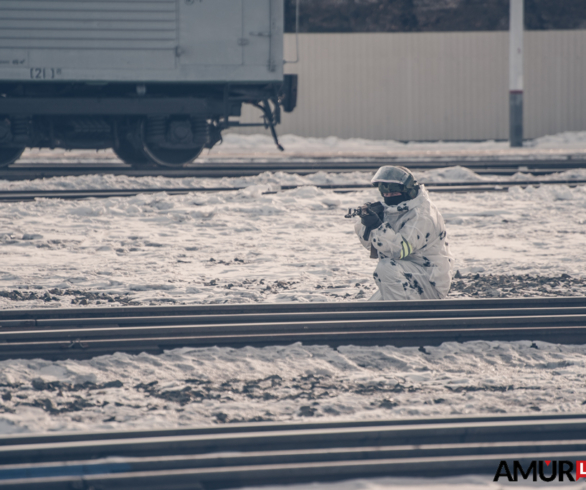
[371,166,420,202]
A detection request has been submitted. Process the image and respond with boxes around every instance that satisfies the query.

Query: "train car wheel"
[0,147,24,167]
[113,140,152,168]
[139,119,203,167]
[142,145,204,168]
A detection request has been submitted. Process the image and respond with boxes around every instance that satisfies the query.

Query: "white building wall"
[236,31,586,141]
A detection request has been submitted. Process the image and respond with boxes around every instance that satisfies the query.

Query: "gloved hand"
[361,208,383,240]
[361,209,382,229]
[367,201,385,218]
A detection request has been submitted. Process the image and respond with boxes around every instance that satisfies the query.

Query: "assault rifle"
[345,202,384,259]
[344,201,384,219]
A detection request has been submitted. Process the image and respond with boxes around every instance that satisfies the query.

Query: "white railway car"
[0,0,297,167]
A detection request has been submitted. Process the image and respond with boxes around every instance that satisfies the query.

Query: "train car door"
[242,0,272,69]
[178,0,243,66]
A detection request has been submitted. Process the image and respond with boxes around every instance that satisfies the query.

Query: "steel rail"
[0,416,585,487]
[12,157,586,167]
[2,412,584,447]
[1,312,586,360]
[9,157,586,169]
[0,179,583,202]
[3,306,586,331]
[1,447,583,484]
[2,453,584,490]
[1,157,586,181]
[0,446,583,484]
[0,298,584,360]
[5,312,586,340]
[1,296,585,322]
[6,416,584,463]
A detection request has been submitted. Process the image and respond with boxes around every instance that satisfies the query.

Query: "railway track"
[0,178,584,202]
[2,157,586,180]
[0,414,584,488]
[0,296,585,361]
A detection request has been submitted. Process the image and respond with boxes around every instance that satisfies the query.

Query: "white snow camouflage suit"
[354,185,453,301]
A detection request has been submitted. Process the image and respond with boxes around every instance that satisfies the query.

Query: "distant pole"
[509,0,524,147]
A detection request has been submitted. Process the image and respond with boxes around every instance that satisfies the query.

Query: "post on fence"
[509,0,524,147]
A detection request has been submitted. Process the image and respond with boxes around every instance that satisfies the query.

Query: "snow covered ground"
[2,133,586,488]
[0,169,585,308]
[241,475,586,490]
[2,340,586,434]
[17,130,586,164]
[241,476,586,490]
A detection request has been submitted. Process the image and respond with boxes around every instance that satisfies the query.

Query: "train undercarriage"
[0,76,297,168]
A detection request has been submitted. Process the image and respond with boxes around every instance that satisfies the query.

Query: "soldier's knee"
[374,259,403,284]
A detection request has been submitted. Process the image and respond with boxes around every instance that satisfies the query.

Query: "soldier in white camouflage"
[354,166,454,301]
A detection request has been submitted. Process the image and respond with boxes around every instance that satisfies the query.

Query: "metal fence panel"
[237,31,586,141]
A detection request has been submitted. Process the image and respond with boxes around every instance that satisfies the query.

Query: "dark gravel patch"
[1,273,583,309]
[449,272,586,298]
[0,288,140,306]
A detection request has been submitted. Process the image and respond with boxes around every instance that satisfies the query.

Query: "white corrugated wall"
[235,31,586,141]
